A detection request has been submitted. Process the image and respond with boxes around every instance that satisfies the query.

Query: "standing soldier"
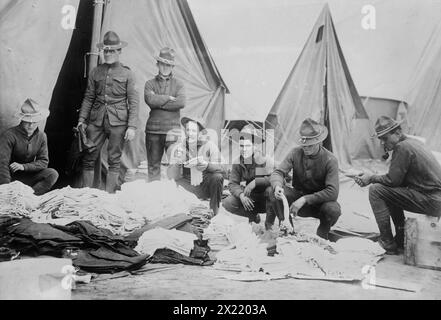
[77,31,139,193]
[144,47,186,181]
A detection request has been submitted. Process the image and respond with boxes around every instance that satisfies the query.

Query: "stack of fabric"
[0,181,39,217]
[33,186,145,235]
[212,221,385,281]
[0,216,148,273]
[117,180,203,223]
[135,227,213,266]
[188,204,212,234]
[203,213,236,252]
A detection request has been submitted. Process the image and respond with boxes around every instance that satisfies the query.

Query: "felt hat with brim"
[15,98,49,123]
[373,116,403,138]
[155,47,176,66]
[240,124,265,143]
[97,31,127,50]
[181,116,205,132]
[296,118,328,146]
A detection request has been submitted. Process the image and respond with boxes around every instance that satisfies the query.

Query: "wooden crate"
[404,215,441,271]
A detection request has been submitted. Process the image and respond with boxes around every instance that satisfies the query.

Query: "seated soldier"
[222,125,275,224]
[356,116,441,254]
[267,118,341,240]
[0,98,58,195]
[167,116,225,216]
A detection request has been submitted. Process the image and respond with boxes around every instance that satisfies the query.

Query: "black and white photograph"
[0,0,440,304]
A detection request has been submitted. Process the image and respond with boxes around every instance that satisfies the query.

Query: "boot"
[394,224,405,253]
[377,223,398,255]
[105,171,120,193]
[248,213,261,224]
[81,170,95,188]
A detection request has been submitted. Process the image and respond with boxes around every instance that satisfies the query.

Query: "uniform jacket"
[228,155,275,198]
[270,146,339,205]
[0,125,49,184]
[371,136,441,198]
[78,62,139,129]
[144,74,186,134]
[167,138,225,180]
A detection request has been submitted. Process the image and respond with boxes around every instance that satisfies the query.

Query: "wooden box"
[404,215,441,271]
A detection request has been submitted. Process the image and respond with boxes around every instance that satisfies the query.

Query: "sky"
[187,0,441,121]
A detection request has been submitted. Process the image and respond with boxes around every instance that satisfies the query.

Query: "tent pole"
[88,0,105,72]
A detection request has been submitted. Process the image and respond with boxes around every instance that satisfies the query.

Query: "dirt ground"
[72,254,441,300]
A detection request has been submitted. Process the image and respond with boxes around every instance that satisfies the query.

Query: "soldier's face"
[20,121,38,137]
[240,139,254,159]
[302,143,320,156]
[379,131,400,151]
[186,121,199,143]
[158,62,173,76]
[103,48,120,64]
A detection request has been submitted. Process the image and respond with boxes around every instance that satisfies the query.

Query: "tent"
[0,0,229,187]
[265,4,380,167]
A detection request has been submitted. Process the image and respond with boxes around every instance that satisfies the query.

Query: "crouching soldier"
[222,125,275,224]
[167,117,224,216]
[267,118,341,239]
[356,116,441,254]
[0,98,58,195]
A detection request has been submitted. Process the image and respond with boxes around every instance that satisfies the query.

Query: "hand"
[77,122,86,130]
[10,162,24,173]
[195,158,208,171]
[169,96,177,102]
[355,173,372,187]
[240,193,255,212]
[124,128,136,141]
[280,219,294,234]
[244,180,256,197]
[274,185,284,200]
[290,196,306,214]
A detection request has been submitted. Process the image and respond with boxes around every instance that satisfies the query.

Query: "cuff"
[304,194,317,205]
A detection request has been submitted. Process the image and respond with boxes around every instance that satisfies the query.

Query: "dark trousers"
[369,183,441,242]
[13,168,59,195]
[267,185,341,239]
[175,172,224,214]
[146,133,177,181]
[83,113,126,173]
[222,188,270,220]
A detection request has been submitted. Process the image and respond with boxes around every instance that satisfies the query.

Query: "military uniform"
[79,61,139,173]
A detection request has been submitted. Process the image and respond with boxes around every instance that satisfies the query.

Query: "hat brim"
[97,40,128,50]
[16,109,50,123]
[296,126,328,146]
[373,120,403,138]
[155,56,176,66]
[181,116,205,131]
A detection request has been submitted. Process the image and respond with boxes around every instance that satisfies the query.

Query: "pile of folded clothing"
[0,181,39,217]
[0,216,148,273]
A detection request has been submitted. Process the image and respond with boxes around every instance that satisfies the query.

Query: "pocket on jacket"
[94,75,106,95]
[112,76,127,96]
[111,105,128,122]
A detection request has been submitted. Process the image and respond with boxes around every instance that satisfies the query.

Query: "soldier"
[0,98,58,195]
[77,31,139,193]
[167,117,224,216]
[268,118,341,239]
[222,125,275,224]
[356,116,441,254]
[144,47,185,181]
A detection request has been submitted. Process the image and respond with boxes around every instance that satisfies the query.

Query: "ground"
[72,255,441,300]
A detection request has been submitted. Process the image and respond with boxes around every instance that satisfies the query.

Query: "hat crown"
[299,118,323,138]
[157,47,176,64]
[103,31,121,46]
[20,98,40,115]
[375,116,400,136]
[240,124,263,142]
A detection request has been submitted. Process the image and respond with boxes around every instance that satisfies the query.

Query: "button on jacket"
[79,62,139,129]
[0,125,49,184]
